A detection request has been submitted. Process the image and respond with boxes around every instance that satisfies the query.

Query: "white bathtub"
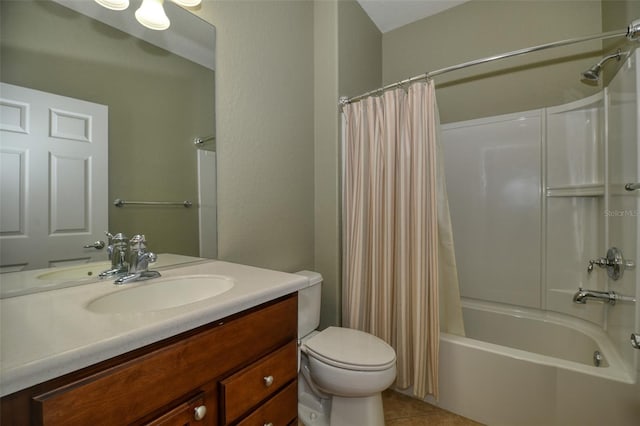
[419,298,640,426]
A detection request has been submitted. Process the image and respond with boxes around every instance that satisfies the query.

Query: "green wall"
[1,0,214,256]
[196,0,380,328]
[338,0,382,98]
[313,0,340,328]
[602,0,640,34]
[383,0,603,123]
[194,1,316,273]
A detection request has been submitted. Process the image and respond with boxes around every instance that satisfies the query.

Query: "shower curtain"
[342,81,464,399]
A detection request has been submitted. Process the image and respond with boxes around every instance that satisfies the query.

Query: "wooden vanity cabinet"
[1,293,298,426]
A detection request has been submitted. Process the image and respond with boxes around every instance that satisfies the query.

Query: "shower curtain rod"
[340,20,640,106]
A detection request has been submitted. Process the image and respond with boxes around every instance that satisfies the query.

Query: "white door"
[0,83,108,272]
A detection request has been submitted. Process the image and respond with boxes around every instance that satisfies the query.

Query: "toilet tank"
[294,270,323,338]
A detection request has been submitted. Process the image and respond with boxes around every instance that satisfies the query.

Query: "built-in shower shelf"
[546,184,604,197]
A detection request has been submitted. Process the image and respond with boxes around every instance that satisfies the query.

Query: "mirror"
[0,0,216,289]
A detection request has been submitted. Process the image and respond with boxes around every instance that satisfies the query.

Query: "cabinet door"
[144,393,209,426]
[235,382,297,426]
[220,341,297,424]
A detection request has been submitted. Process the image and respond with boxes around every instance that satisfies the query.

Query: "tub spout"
[573,288,617,305]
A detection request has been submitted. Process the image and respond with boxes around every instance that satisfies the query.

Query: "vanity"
[1,2,301,423]
[0,260,307,425]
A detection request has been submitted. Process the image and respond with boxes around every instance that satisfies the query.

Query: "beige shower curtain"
[342,81,464,400]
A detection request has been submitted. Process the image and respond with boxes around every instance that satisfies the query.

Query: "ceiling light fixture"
[170,0,201,7]
[95,0,130,11]
[135,0,170,30]
[94,0,202,31]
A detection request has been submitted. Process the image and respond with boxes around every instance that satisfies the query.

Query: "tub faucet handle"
[587,257,607,273]
[587,247,634,280]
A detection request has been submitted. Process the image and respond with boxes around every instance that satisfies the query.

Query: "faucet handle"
[587,257,607,273]
[129,234,147,250]
[587,247,635,280]
[104,232,127,260]
[105,232,114,258]
[105,232,128,243]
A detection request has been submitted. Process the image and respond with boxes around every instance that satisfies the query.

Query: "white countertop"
[0,260,309,397]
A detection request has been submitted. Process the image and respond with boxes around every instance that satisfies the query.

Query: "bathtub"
[417,298,640,426]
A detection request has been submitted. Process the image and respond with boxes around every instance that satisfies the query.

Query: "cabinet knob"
[193,405,207,421]
[264,423,274,426]
[263,375,274,387]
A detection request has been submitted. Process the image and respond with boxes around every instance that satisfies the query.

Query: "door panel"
[0,83,108,271]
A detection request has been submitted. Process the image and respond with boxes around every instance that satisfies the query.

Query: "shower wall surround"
[442,111,543,309]
[442,51,639,375]
[545,94,605,326]
[606,51,639,374]
[442,95,605,325]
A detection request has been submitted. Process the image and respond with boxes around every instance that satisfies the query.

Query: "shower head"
[581,64,602,82]
[581,50,628,84]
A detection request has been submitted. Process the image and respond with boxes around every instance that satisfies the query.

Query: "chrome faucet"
[573,288,618,305]
[99,232,129,278]
[114,235,161,285]
[587,247,634,280]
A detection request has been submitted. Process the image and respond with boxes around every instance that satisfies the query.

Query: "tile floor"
[299,390,484,425]
[382,390,484,425]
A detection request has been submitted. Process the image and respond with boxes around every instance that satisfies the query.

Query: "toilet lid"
[304,327,396,371]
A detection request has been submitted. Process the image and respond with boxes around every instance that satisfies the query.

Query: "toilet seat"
[304,327,396,372]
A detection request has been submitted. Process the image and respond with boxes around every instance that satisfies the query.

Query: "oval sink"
[86,275,234,314]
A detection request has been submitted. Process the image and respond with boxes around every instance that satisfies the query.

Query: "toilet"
[295,271,396,426]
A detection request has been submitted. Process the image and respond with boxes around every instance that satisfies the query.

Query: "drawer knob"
[193,405,207,421]
[263,375,274,387]
[264,423,274,426]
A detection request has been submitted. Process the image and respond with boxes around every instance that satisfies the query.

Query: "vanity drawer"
[236,381,297,426]
[220,340,297,424]
[144,392,207,426]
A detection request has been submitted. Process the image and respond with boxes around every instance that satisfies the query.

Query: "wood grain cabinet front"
[144,392,210,426]
[235,381,297,426]
[0,294,298,426]
[220,341,297,424]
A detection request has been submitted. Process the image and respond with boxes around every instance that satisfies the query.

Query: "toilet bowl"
[295,271,396,426]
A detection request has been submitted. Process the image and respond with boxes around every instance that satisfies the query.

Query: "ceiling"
[357,0,471,33]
